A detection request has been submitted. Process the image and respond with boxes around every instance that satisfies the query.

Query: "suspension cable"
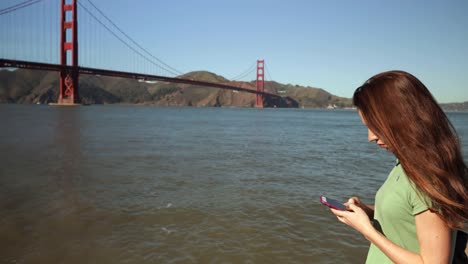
[265,63,273,82]
[230,62,256,81]
[83,0,183,76]
[78,1,180,76]
[0,0,43,16]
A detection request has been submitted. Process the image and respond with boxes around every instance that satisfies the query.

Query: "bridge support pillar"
[58,0,79,105]
[255,60,264,108]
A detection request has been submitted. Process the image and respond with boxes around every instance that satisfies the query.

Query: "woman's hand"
[345,196,374,218]
[330,203,375,237]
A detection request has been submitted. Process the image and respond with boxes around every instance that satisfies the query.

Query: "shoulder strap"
[452,230,467,264]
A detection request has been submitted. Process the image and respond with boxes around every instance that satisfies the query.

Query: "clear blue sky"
[94,0,468,103]
[2,0,468,102]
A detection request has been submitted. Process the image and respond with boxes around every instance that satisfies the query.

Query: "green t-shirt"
[366,162,456,263]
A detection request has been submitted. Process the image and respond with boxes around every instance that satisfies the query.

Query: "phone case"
[320,195,346,210]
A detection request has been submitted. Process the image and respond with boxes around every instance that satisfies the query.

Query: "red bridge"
[0,0,295,108]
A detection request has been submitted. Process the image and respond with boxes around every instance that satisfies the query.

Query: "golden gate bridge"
[0,0,296,108]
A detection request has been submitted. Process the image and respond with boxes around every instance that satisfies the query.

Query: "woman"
[330,70,468,263]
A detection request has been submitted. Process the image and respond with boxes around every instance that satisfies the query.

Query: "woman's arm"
[331,204,451,264]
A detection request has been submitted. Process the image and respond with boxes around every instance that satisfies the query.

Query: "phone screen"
[320,196,346,211]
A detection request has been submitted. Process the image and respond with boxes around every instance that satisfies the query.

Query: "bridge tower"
[58,0,79,104]
[255,60,264,108]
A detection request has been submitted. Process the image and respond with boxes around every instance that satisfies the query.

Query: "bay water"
[1,104,467,263]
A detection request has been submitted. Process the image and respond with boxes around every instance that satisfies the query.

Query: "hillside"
[439,101,468,112]
[0,68,352,108]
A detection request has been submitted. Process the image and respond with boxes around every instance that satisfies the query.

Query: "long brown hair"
[353,70,468,229]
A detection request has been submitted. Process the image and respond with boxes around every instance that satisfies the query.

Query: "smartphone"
[320,195,346,211]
